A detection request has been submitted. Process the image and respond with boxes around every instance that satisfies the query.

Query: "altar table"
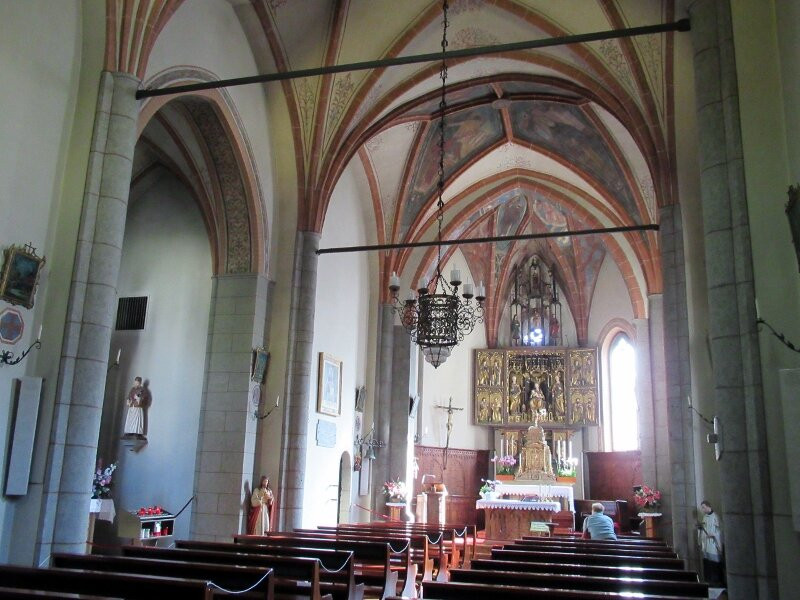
[476,499,561,540]
[493,483,574,510]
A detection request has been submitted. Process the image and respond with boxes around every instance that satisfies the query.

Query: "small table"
[386,502,407,522]
[638,512,663,538]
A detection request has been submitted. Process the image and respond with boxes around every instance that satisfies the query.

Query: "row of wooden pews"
[416,533,709,600]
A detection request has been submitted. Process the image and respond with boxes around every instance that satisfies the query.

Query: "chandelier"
[510,255,562,346]
[388,0,485,368]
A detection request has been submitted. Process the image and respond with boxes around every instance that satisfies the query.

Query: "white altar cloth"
[494,483,574,507]
[89,498,116,522]
[476,499,561,512]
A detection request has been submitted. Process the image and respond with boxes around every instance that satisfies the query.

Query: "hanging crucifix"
[435,397,463,470]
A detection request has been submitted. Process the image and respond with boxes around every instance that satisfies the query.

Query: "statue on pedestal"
[515,409,556,482]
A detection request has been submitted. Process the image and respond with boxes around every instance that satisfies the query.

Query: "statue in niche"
[511,315,521,343]
[123,376,151,440]
[584,391,597,423]
[571,392,586,424]
[477,393,490,422]
[490,355,502,386]
[490,393,502,423]
[552,370,566,421]
[516,410,556,481]
[508,372,522,418]
[478,354,490,386]
[529,377,546,414]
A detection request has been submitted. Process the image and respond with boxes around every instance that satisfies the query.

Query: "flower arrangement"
[92,462,117,499]
[479,479,499,495]
[634,485,662,511]
[382,478,407,501]
[491,454,517,475]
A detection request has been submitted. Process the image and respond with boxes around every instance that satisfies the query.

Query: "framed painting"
[0,244,46,309]
[317,353,342,416]
[251,348,270,384]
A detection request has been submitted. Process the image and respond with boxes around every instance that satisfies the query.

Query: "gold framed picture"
[0,243,46,309]
[317,352,342,416]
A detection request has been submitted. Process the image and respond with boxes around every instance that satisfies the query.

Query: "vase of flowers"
[491,454,517,480]
[382,478,407,503]
[479,479,498,500]
[92,462,117,499]
[634,484,662,513]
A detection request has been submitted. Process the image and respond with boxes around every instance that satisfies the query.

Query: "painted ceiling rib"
[135,20,690,99]
[316,223,658,255]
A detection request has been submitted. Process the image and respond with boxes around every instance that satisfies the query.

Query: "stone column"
[634,317,657,488]
[371,304,394,514]
[37,72,139,560]
[388,327,412,486]
[648,295,673,543]
[659,203,697,563]
[689,1,777,596]
[191,273,269,540]
[277,231,319,530]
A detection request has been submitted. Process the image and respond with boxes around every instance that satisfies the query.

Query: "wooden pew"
[447,567,708,597]
[50,554,278,599]
[120,546,333,600]
[233,535,402,599]
[0,564,271,599]
[528,534,668,547]
[420,580,701,599]
[515,538,675,554]
[174,540,361,600]
[0,589,117,600]
[470,558,701,583]
[492,547,685,570]
[504,541,678,558]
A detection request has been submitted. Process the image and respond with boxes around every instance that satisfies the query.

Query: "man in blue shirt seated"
[582,502,618,540]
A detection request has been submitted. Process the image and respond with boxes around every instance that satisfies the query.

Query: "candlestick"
[755,298,760,320]
[568,440,573,461]
[116,348,121,364]
[37,325,42,341]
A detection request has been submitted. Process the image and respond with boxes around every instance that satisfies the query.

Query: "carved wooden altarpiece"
[474,348,599,428]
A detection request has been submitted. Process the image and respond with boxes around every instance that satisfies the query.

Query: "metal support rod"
[316,223,659,255]
[136,20,689,99]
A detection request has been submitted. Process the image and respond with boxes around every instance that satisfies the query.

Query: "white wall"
[104,171,212,540]
[304,165,371,528]
[419,250,492,452]
[586,254,635,346]
[0,1,86,561]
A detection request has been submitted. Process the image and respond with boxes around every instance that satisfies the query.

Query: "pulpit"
[416,490,448,525]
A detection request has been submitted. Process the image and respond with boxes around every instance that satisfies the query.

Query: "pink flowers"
[92,462,117,499]
[491,454,517,475]
[382,478,407,500]
[634,484,662,509]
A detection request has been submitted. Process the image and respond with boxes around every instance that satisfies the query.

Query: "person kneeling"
[583,502,618,540]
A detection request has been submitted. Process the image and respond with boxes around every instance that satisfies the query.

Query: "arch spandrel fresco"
[508,101,640,223]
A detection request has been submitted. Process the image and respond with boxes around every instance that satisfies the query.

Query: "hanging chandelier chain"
[435,0,449,276]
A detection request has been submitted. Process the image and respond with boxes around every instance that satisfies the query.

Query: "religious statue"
[549,314,560,340]
[529,377,546,414]
[490,393,502,423]
[508,373,522,418]
[478,355,490,386]
[511,315,521,342]
[552,371,566,421]
[516,410,556,482]
[248,475,274,535]
[123,376,151,439]
[584,391,596,423]
[490,355,502,386]
[571,393,585,424]
[477,394,490,422]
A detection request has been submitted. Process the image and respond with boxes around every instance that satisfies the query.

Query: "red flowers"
[137,505,165,516]
[634,485,662,509]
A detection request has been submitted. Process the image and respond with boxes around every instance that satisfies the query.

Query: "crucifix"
[435,397,463,469]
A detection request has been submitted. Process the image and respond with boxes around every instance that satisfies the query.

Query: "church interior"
[1,1,799,598]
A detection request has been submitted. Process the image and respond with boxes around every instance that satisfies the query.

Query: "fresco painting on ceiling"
[532,193,570,248]
[490,191,527,285]
[400,105,504,240]
[510,101,639,223]
[460,218,493,287]
[406,84,492,118]
[577,237,606,292]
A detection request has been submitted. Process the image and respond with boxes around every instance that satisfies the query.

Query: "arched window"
[604,333,638,451]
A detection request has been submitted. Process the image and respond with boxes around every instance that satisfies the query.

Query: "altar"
[493,483,574,511]
[476,498,561,540]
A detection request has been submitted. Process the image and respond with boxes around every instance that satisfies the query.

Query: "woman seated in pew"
[582,502,618,540]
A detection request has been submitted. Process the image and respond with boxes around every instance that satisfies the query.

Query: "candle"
[116,348,121,364]
[276,396,280,407]
[389,271,400,289]
[463,282,473,297]
[568,440,573,460]
[476,281,485,298]
[405,290,416,302]
[418,279,427,292]
[755,298,760,320]
[450,268,461,284]
[37,325,42,340]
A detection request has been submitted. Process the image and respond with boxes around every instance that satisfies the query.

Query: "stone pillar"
[36,72,139,560]
[191,273,269,540]
[277,231,319,530]
[388,327,412,487]
[371,304,394,514]
[634,317,657,487]
[689,1,777,596]
[648,295,673,543]
[659,204,697,563]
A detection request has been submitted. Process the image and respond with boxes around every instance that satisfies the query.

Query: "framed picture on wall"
[251,348,270,384]
[317,353,342,416]
[0,243,46,309]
